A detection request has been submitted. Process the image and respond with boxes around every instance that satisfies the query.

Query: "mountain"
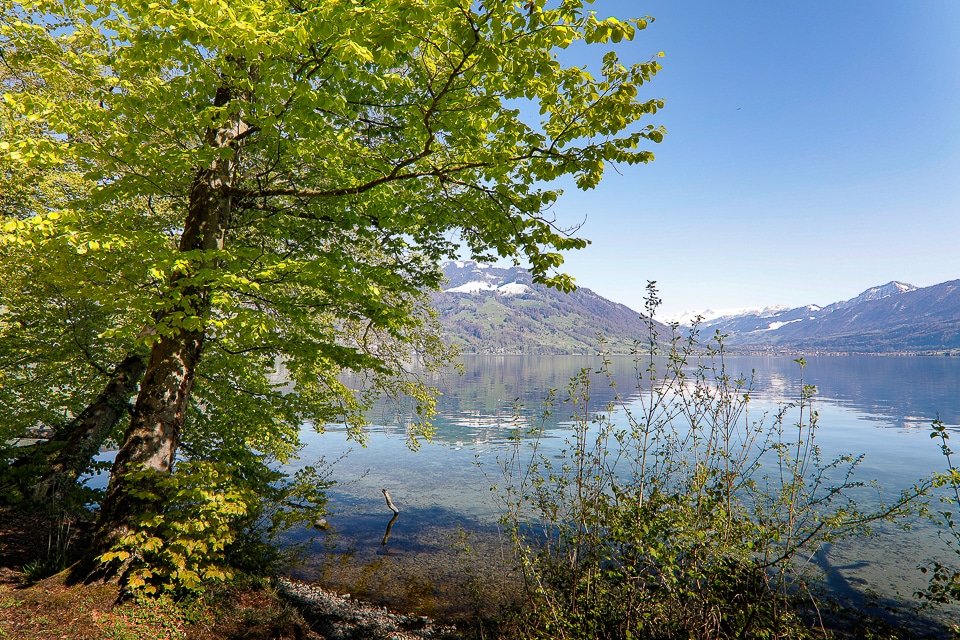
[691,280,960,353]
[670,306,789,326]
[830,281,917,308]
[433,261,667,354]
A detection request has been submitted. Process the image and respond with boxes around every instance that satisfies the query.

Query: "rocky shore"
[276,577,462,640]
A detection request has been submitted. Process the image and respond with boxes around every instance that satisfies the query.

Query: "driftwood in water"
[381,488,399,515]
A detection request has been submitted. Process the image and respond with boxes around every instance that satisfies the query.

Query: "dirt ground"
[0,508,321,640]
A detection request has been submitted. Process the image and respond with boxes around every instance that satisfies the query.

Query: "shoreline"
[276,577,461,640]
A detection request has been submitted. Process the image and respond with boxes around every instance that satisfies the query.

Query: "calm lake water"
[284,354,960,632]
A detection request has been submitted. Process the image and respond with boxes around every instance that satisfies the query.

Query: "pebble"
[275,577,461,640]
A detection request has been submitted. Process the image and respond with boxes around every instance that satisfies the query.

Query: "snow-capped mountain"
[668,305,789,326]
[441,261,533,296]
[434,261,669,354]
[690,280,960,353]
[436,266,960,354]
[689,303,826,336]
[820,281,917,312]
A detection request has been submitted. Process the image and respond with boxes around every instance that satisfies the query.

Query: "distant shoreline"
[451,349,960,357]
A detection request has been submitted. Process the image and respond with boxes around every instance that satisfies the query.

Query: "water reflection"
[724,355,960,429]
[380,512,399,548]
[291,354,960,631]
[358,354,645,443]
[350,355,960,444]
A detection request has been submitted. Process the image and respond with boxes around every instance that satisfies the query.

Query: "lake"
[285,354,960,633]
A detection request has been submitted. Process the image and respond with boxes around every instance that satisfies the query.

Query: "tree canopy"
[0,0,663,587]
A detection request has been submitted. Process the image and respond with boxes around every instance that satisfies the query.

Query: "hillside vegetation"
[433,261,668,354]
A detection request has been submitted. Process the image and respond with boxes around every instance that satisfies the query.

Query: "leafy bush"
[99,462,253,594]
[497,283,927,640]
[99,458,331,595]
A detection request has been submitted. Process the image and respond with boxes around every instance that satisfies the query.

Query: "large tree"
[1,0,664,577]
[0,60,149,505]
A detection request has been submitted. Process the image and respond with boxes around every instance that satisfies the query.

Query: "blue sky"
[544,1,960,320]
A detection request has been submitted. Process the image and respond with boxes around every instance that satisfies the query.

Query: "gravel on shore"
[276,578,462,640]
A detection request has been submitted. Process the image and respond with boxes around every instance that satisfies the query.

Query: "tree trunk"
[83,324,207,568]
[2,353,146,506]
[78,86,245,578]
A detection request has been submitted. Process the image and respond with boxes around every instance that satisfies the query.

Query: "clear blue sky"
[543,1,960,320]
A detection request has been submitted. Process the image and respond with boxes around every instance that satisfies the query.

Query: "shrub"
[918,418,960,633]
[497,283,927,640]
[99,458,331,595]
[99,462,254,594]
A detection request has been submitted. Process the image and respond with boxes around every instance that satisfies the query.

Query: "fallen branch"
[381,488,400,515]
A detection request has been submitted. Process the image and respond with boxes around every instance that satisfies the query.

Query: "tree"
[0,60,147,505]
[0,0,664,580]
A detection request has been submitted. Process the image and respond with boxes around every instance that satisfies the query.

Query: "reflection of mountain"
[720,355,960,429]
[362,355,647,443]
[434,261,668,354]
[354,355,960,447]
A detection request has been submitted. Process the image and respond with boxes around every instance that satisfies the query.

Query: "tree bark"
[3,353,146,505]
[80,86,246,576]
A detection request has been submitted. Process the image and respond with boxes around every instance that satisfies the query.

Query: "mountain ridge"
[434,264,960,355]
[433,261,667,354]
[689,280,960,353]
